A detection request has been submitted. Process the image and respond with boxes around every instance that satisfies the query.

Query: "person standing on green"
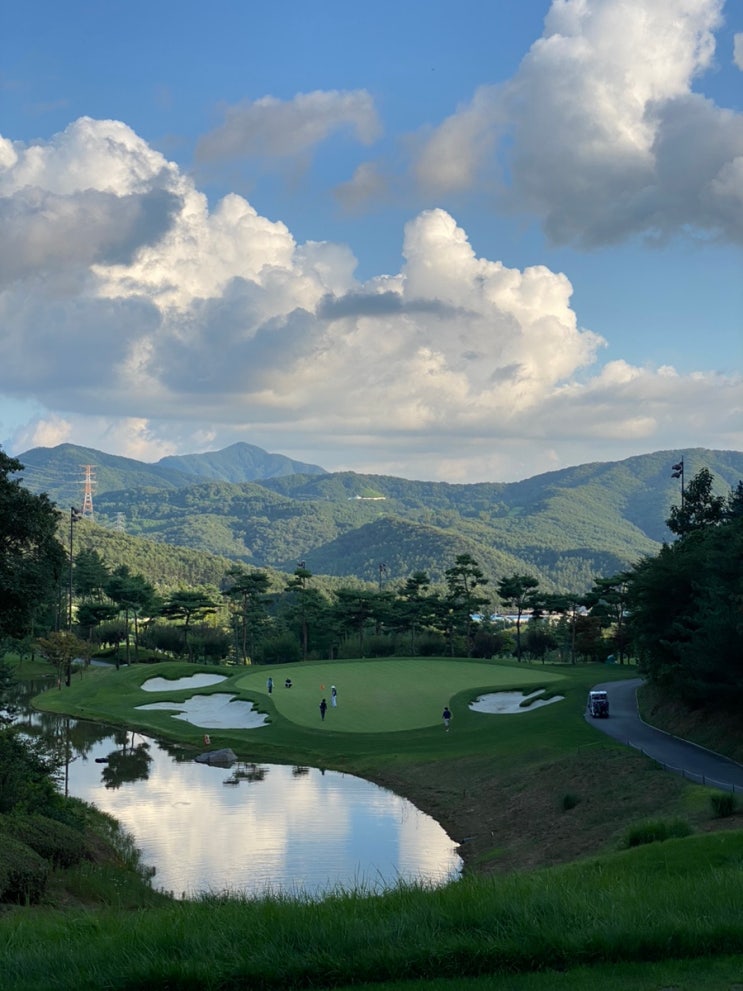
[320,698,328,721]
[442,706,452,731]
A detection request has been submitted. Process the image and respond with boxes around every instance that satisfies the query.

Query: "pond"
[17,681,462,900]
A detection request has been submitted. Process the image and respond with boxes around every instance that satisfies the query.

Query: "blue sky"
[1,0,741,482]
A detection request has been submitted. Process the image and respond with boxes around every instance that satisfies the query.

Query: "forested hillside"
[17,443,743,593]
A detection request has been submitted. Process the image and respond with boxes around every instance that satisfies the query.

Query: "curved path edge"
[587,678,743,793]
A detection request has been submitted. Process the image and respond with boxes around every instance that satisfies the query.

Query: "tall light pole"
[671,457,685,509]
[378,562,388,592]
[68,506,82,630]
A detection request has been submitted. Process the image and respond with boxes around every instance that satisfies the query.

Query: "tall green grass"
[2,832,743,991]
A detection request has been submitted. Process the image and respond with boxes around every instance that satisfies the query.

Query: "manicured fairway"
[236,659,565,732]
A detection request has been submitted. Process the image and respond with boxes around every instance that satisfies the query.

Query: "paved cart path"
[588,678,743,792]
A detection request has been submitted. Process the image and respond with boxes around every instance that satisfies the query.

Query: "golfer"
[320,698,328,721]
[442,706,452,731]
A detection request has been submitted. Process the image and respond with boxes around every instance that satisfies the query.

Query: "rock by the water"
[195,748,237,766]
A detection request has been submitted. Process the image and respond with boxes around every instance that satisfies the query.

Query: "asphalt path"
[587,678,743,792]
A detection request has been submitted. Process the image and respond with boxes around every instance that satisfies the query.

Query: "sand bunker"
[141,674,227,692]
[469,689,564,714]
[136,693,269,729]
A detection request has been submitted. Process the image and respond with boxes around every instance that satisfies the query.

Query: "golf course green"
[236,658,565,732]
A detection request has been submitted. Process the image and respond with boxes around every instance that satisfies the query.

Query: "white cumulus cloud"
[411,0,743,246]
[1,117,739,480]
[196,90,382,163]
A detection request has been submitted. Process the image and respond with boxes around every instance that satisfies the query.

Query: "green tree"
[725,481,743,520]
[627,506,743,709]
[392,571,434,655]
[667,467,726,537]
[584,573,632,663]
[0,450,66,639]
[284,565,313,660]
[36,630,91,688]
[73,549,110,599]
[444,554,490,657]
[222,567,272,663]
[497,574,540,662]
[332,588,387,658]
[536,592,580,664]
[0,659,19,726]
[160,589,218,662]
[105,566,157,666]
[76,600,119,642]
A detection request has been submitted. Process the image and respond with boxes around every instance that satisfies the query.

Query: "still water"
[21,683,462,900]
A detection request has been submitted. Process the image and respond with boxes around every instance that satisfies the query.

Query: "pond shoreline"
[28,658,716,880]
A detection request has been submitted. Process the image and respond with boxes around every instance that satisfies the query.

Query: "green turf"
[29,656,632,770]
[236,658,565,732]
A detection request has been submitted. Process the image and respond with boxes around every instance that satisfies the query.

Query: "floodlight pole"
[68,507,81,630]
[671,457,685,509]
[378,562,388,592]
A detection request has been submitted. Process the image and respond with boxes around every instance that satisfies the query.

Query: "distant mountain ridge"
[12,442,743,592]
[156,443,326,483]
[15,441,326,504]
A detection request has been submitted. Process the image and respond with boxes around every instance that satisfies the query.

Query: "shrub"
[0,834,49,904]
[710,791,737,818]
[561,793,580,811]
[260,634,302,665]
[0,730,59,814]
[416,634,448,656]
[364,635,396,658]
[620,817,692,849]
[1,812,92,867]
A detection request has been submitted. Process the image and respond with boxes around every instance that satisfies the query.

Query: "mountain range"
[14,442,743,592]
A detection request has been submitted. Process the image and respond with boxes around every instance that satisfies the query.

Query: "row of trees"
[625,470,743,710]
[2,445,740,705]
[58,550,633,667]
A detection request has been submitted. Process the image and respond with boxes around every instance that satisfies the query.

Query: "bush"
[620,817,692,849]
[710,791,737,818]
[260,634,302,665]
[560,793,580,811]
[0,834,49,904]
[1,812,92,867]
[0,730,58,814]
[416,634,448,656]
[364,635,396,658]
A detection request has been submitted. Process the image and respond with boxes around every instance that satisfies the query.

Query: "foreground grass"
[336,956,743,991]
[2,831,743,991]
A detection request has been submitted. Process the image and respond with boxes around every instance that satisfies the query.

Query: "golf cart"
[587,690,609,718]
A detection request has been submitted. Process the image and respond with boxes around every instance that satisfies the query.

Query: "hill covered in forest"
[15,443,743,592]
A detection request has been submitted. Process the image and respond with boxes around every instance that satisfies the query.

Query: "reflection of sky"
[65,732,461,900]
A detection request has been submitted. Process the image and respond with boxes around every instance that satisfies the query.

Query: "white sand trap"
[469,689,564,714]
[136,693,269,729]
[141,674,227,692]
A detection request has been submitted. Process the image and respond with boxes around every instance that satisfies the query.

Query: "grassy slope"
[10,657,743,990]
